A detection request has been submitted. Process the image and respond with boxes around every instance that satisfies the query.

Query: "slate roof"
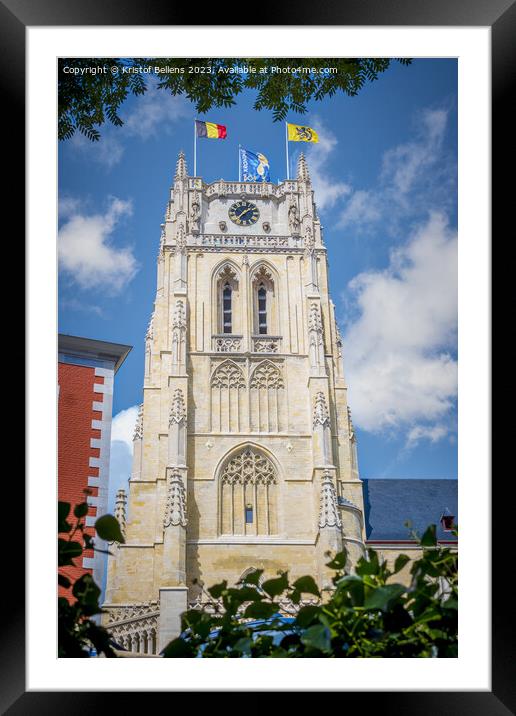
[362,479,458,542]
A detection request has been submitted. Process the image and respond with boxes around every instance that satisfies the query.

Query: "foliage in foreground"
[163,524,457,658]
[58,58,412,141]
[58,498,124,657]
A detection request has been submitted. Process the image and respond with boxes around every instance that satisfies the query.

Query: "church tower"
[103,151,366,653]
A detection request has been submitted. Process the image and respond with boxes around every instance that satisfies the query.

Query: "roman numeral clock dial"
[228,200,260,227]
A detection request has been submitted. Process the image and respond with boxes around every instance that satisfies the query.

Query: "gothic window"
[214,264,240,337]
[210,360,246,432]
[257,284,267,334]
[249,360,284,432]
[251,265,277,336]
[222,282,232,333]
[219,447,278,536]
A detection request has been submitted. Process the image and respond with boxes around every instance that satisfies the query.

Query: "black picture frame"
[8,0,510,710]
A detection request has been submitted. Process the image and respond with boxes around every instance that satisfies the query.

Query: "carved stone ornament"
[221,448,277,486]
[190,191,201,234]
[288,202,300,235]
[175,150,188,180]
[262,221,271,233]
[164,470,187,528]
[176,222,186,250]
[219,220,227,232]
[308,303,323,333]
[250,361,284,390]
[304,225,315,253]
[319,470,342,530]
[169,388,186,425]
[114,488,127,538]
[172,300,186,330]
[133,403,144,441]
[211,361,246,389]
[313,392,330,427]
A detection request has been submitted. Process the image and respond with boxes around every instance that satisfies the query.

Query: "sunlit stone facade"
[102,151,367,652]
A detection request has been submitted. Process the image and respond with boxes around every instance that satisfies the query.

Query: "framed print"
[6,0,512,710]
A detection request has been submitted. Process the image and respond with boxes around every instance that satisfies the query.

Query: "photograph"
[57,56,459,659]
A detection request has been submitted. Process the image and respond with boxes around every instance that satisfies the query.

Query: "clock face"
[228,200,260,227]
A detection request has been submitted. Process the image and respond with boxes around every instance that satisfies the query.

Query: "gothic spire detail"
[169,388,186,425]
[297,152,311,183]
[308,303,323,333]
[133,403,143,441]
[175,150,188,180]
[164,470,188,528]
[319,470,342,529]
[114,488,127,537]
[313,392,330,427]
[172,300,186,330]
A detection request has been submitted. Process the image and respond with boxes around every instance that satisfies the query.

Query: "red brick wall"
[58,362,104,600]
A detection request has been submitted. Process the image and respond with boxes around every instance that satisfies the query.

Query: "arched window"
[257,284,267,334]
[222,282,232,333]
[219,447,278,536]
[251,265,278,339]
[214,264,240,342]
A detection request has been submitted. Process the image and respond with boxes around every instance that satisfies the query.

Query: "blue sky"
[58,59,458,511]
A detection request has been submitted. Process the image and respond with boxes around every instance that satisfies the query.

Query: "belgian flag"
[195,120,227,139]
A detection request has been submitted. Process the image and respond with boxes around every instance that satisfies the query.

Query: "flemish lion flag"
[287,123,319,143]
[195,120,227,139]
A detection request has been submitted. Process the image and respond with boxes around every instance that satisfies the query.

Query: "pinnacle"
[175,150,188,179]
[297,152,311,182]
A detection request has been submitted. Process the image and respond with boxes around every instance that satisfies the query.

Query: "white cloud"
[122,89,190,139]
[405,424,448,448]
[296,118,351,211]
[342,212,457,441]
[338,108,451,231]
[58,196,138,293]
[381,108,447,197]
[70,131,126,170]
[111,405,139,450]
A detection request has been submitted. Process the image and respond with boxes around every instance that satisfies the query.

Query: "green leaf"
[364,584,406,612]
[58,573,71,589]
[393,554,411,574]
[295,605,321,628]
[74,502,89,518]
[325,550,348,570]
[58,502,71,533]
[72,574,101,615]
[300,624,332,653]
[207,581,227,600]
[161,637,196,657]
[58,538,83,566]
[292,575,320,598]
[335,574,365,606]
[420,524,437,547]
[355,550,380,576]
[243,601,278,619]
[94,514,125,543]
[238,568,263,586]
[261,573,289,598]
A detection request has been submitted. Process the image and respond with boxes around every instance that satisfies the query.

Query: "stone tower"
[103,151,366,653]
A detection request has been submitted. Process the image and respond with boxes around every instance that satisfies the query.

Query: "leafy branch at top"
[58,58,412,141]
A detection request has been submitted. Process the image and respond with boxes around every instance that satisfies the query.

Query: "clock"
[228,200,260,227]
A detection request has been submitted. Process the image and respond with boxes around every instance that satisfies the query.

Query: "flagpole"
[194,119,198,176]
[285,122,290,180]
[238,144,241,182]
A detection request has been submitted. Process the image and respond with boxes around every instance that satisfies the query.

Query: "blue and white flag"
[239,147,270,183]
